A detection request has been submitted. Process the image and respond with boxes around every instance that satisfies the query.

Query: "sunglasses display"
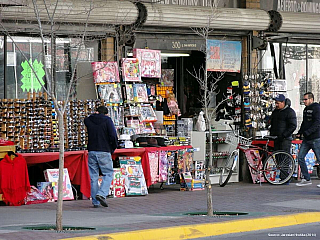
[0,93,124,153]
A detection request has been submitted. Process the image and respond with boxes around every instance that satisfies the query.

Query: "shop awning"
[0,0,138,36]
[142,3,272,31]
[276,11,320,34]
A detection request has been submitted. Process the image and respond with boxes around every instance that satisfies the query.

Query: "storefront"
[4,0,319,204]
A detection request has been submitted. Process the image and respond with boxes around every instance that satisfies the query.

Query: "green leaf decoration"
[21,59,45,92]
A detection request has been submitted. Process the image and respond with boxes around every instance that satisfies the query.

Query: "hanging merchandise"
[159,151,168,182]
[242,71,275,131]
[148,151,159,185]
[125,84,135,102]
[167,93,181,116]
[161,69,174,86]
[133,83,148,102]
[91,62,120,83]
[166,151,177,185]
[133,48,161,78]
[122,58,141,82]
[97,83,123,103]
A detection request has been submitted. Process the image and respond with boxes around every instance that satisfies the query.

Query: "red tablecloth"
[20,145,193,198]
[113,145,193,187]
[21,150,91,199]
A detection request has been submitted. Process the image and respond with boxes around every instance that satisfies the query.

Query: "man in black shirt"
[84,106,118,207]
[270,94,297,153]
[296,92,320,187]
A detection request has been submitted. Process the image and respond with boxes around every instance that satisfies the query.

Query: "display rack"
[191,130,238,184]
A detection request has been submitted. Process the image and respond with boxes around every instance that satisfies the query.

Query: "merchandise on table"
[108,168,125,198]
[44,168,74,200]
[119,156,148,196]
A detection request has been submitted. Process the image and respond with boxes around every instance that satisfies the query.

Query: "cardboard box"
[43,168,74,200]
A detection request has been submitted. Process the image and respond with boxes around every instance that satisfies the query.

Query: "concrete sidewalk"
[1,179,320,240]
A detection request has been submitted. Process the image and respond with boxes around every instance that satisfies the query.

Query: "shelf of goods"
[191,130,239,184]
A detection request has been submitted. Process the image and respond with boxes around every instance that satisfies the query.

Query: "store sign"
[20,59,45,92]
[149,0,232,7]
[261,0,320,14]
[206,40,241,73]
[135,38,204,51]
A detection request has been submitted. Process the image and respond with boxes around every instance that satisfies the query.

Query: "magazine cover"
[161,69,174,86]
[122,58,141,82]
[125,84,135,102]
[133,48,161,78]
[98,83,123,103]
[109,168,126,198]
[119,156,148,196]
[43,168,74,200]
[133,84,148,102]
[139,105,157,122]
[37,182,54,202]
[91,61,120,83]
[148,151,159,184]
[159,151,168,182]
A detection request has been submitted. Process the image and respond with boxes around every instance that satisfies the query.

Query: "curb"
[63,212,320,240]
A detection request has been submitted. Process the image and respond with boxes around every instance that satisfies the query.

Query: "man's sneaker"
[317,184,320,188]
[96,195,108,207]
[296,179,312,186]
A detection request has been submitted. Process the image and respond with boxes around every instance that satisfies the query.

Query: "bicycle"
[219,133,295,187]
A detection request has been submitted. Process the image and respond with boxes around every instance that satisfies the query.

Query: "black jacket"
[270,102,297,140]
[84,113,118,153]
[298,102,320,140]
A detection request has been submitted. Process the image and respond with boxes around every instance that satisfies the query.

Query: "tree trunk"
[56,111,65,231]
[204,67,213,216]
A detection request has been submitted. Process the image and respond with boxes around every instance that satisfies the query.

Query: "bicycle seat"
[263,135,278,140]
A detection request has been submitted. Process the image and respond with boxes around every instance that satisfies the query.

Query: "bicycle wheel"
[219,150,238,187]
[263,151,295,185]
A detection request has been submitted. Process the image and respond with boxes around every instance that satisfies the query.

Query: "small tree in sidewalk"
[188,2,228,216]
[0,0,115,231]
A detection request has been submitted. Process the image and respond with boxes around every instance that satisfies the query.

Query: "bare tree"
[188,2,228,217]
[0,0,122,231]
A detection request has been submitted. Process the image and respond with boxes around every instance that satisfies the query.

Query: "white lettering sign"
[277,0,320,14]
[151,0,221,7]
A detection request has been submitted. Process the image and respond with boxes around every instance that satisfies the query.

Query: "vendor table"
[21,150,91,199]
[112,145,193,187]
[21,145,193,198]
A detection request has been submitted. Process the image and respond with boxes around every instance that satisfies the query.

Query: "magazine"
[91,61,120,83]
[122,58,141,82]
[98,83,123,103]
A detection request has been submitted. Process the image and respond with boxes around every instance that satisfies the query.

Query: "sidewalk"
[0,179,320,240]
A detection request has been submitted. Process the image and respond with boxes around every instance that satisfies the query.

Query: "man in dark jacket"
[84,106,118,207]
[270,94,297,153]
[296,92,320,187]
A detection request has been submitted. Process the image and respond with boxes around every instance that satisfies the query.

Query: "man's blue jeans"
[297,138,320,181]
[88,151,113,206]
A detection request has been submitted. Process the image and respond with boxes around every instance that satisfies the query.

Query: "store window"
[307,45,320,102]
[5,36,95,100]
[282,43,306,127]
[261,43,308,127]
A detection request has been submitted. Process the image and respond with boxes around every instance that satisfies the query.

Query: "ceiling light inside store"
[161,53,190,57]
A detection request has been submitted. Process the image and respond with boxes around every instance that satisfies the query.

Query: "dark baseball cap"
[274,94,285,102]
[96,106,108,114]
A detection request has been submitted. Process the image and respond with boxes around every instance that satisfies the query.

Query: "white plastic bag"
[196,111,206,132]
